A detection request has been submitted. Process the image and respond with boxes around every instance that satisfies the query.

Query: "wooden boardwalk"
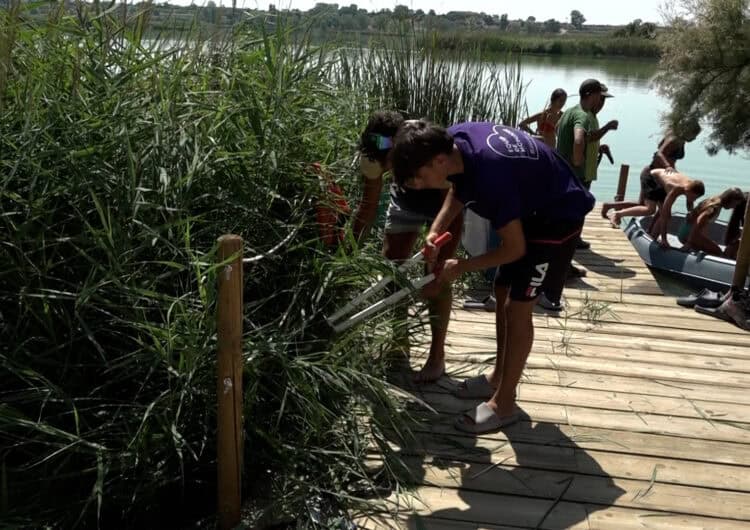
[358,210,750,529]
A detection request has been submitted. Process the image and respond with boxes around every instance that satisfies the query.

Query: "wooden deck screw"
[732,197,750,290]
[614,164,629,201]
[216,234,243,530]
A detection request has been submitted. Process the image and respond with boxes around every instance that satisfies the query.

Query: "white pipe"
[332,273,437,333]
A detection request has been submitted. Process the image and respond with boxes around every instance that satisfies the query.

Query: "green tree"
[570,9,585,29]
[499,13,509,30]
[640,21,657,38]
[544,18,561,33]
[393,4,411,19]
[657,0,750,153]
[202,0,218,23]
[525,16,537,33]
[615,18,657,38]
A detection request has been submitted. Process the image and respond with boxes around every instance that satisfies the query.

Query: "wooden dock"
[358,210,750,529]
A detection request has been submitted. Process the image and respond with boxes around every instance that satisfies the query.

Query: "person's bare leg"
[414,214,464,383]
[453,297,537,426]
[612,200,657,227]
[690,233,723,256]
[601,200,640,219]
[646,202,662,236]
[488,286,510,387]
[452,298,537,420]
[725,239,740,259]
[413,282,450,383]
[383,231,419,359]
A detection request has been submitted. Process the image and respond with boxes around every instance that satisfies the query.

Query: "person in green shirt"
[540,80,618,311]
[556,79,618,239]
[585,92,616,183]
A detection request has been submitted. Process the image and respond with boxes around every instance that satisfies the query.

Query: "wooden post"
[732,198,750,290]
[614,164,629,201]
[217,234,243,530]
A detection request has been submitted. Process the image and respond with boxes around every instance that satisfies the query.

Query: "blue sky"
[216,0,665,25]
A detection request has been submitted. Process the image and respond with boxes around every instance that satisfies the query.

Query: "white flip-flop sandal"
[454,403,520,434]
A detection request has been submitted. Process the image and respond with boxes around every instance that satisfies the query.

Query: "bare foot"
[607,210,621,228]
[413,356,445,383]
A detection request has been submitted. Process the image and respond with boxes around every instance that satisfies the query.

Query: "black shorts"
[494,216,584,301]
[640,166,667,202]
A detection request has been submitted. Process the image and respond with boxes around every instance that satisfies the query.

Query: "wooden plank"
[413,341,750,389]
[408,391,750,444]
[409,359,750,406]
[395,366,750,424]
[537,301,738,335]
[533,308,746,335]
[410,458,750,520]
[441,324,750,359]
[529,354,750,389]
[354,514,526,530]
[450,318,750,347]
[445,325,750,359]
[409,417,750,467]
[440,334,750,371]
[397,428,750,492]
[461,289,685,309]
[537,290,681,308]
[372,487,750,529]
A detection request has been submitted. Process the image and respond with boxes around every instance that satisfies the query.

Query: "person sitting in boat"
[517,88,567,148]
[605,168,705,247]
[601,120,701,222]
[678,187,745,257]
[725,191,749,259]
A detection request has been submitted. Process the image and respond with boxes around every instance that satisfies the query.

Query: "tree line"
[13,1,656,37]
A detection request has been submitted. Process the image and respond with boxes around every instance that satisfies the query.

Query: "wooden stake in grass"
[614,164,629,201]
[217,234,243,530]
[731,197,750,290]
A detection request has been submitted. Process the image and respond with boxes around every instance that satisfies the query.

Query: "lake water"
[518,55,747,216]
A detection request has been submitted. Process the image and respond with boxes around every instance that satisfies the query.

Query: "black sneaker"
[676,288,710,308]
[538,293,565,311]
[567,264,587,279]
[576,238,591,250]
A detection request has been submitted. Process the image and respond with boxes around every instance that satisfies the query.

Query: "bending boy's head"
[359,110,404,165]
[686,179,705,202]
[720,187,745,209]
[391,120,454,189]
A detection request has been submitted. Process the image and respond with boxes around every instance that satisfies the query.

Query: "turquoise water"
[518,55,748,214]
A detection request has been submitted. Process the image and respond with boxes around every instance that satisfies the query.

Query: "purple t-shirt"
[447,123,595,230]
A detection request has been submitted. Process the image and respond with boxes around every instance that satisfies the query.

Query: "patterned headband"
[368,133,393,151]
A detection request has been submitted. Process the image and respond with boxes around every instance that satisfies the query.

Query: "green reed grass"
[331,24,528,126]
[1,8,527,530]
[432,31,661,59]
[0,8,414,528]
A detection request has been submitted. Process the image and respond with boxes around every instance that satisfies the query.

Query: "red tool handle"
[421,232,452,256]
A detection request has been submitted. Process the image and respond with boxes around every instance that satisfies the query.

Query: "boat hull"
[622,214,747,291]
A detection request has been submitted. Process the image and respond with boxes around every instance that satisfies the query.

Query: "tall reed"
[0,8,414,528]
[331,25,528,126]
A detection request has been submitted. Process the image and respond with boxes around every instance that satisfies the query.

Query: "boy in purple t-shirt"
[391,121,594,434]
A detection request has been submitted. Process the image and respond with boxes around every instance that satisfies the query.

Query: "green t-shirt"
[584,113,600,183]
[556,104,594,181]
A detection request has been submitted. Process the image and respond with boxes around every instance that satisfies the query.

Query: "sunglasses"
[368,133,393,151]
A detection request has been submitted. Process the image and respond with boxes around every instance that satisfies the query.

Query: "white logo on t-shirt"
[486,125,539,160]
